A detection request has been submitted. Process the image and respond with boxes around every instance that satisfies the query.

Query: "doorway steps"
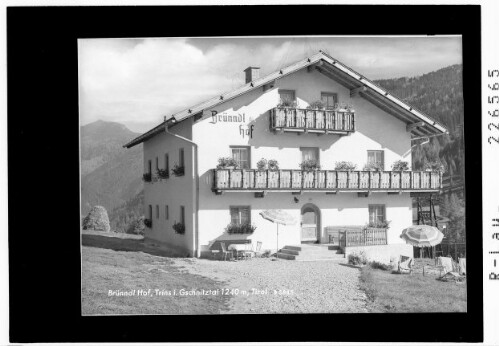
[276,244,345,261]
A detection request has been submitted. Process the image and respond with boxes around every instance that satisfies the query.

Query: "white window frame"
[230,146,251,169]
[367,150,385,170]
[230,206,251,225]
[369,204,386,225]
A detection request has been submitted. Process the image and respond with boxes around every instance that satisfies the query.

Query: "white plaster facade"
[130,55,444,258]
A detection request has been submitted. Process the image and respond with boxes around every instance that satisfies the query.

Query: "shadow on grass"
[82,233,182,258]
[338,263,362,270]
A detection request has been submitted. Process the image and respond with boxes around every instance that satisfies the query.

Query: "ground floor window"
[230,206,251,225]
[180,206,185,225]
[156,205,159,218]
[165,205,169,220]
[369,204,386,226]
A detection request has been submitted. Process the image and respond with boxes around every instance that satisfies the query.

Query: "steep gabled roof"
[124,51,448,148]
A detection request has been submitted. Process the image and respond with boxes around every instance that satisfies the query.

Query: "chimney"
[244,66,260,84]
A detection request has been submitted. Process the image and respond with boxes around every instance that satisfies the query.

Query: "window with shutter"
[231,146,250,169]
[367,150,384,170]
[278,89,296,104]
[300,147,319,163]
[369,205,386,225]
[321,92,338,109]
[230,206,251,225]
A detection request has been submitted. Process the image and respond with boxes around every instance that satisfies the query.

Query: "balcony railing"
[339,228,388,247]
[269,107,355,134]
[213,169,442,193]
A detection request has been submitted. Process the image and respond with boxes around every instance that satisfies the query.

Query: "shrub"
[225,222,257,234]
[256,158,279,171]
[365,220,391,229]
[171,163,185,176]
[278,99,297,108]
[334,161,357,171]
[82,205,111,232]
[307,100,325,110]
[126,216,145,235]
[216,157,239,169]
[173,222,185,234]
[369,261,392,271]
[337,102,354,111]
[156,168,169,179]
[424,160,445,173]
[392,160,410,171]
[142,172,152,182]
[348,251,367,266]
[261,249,272,258]
[144,218,152,228]
[299,159,321,171]
[268,159,279,171]
[256,158,267,170]
[363,162,383,171]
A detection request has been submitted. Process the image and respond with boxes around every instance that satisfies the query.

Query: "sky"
[78,36,462,133]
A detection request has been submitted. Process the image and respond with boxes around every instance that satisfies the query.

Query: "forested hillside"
[375,64,464,179]
[80,120,143,231]
[376,64,465,241]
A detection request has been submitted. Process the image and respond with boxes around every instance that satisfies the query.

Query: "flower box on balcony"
[171,164,185,177]
[225,222,257,234]
[156,169,169,179]
[173,222,185,234]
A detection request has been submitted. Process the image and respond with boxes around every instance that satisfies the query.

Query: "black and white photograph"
[79,36,467,315]
[7,3,492,344]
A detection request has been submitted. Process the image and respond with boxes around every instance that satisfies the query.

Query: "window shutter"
[230,207,239,224]
[240,207,250,224]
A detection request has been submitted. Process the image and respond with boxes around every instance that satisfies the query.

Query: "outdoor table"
[228,244,252,260]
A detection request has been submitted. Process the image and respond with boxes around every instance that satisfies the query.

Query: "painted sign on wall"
[209,110,254,139]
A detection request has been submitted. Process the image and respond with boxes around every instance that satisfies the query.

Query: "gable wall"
[190,68,413,250]
[142,117,195,255]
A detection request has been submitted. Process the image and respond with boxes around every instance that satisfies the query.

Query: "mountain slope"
[80,120,143,223]
[375,64,463,135]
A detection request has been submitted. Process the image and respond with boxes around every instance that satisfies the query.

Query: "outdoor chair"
[219,242,233,261]
[397,255,413,274]
[436,256,455,276]
[241,242,254,260]
[253,241,264,258]
[436,256,465,282]
[458,258,466,275]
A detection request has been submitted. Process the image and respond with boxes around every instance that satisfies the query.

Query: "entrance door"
[301,204,320,243]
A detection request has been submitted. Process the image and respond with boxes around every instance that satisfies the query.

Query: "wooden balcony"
[339,228,388,247]
[269,107,355,135]
[212,169,442,195]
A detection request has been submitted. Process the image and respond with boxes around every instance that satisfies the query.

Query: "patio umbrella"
[259,209,296,259]
[400,225,444,259]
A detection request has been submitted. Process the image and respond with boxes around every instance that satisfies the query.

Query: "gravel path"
[171,258,369,314]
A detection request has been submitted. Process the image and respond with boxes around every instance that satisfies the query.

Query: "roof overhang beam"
[316,66,358,89]
[350,85,367,98]
[406,121,426,132]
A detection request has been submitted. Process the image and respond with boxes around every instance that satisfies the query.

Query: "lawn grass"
[359,265,467,313]
[82,238,230,315]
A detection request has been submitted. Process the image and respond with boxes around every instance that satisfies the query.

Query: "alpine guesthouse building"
[124,51,447,260]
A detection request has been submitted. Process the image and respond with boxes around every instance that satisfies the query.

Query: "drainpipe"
[164,128,200,258]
